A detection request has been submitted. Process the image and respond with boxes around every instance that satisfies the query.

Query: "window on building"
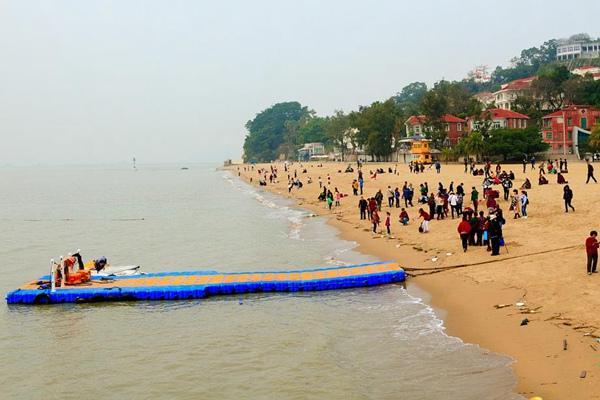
[567,117,572,126]
[445,124,450,132]
[546,132,552,140]
[457,123,462,132]
[493,121,501,129]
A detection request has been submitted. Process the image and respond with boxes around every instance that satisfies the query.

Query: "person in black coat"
[563,185,575,213]
[488,214,503,256]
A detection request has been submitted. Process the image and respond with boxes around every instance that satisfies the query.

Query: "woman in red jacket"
[457,215,472,252]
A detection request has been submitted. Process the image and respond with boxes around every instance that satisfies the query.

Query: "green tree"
[531,64,571,111]
[457,131,487,161]
[588,124,600,153]
[326,110,351,161]
[243,102,309,162]
[486,126,549,161]
[352,99,399,160]
[297,116,329,145]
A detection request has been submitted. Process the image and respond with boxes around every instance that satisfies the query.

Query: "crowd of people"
[240,155,599,272]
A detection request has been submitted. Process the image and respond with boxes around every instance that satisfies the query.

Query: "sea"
[0,163,522,399]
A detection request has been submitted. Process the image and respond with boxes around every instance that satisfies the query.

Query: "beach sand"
[229,161,600,400]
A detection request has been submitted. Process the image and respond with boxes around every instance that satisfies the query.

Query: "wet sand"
[229,161,600,400]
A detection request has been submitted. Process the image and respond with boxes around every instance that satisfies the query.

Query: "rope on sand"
[405,244,581,277]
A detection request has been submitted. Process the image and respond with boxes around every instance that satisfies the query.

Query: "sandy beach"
[230,161,600,400]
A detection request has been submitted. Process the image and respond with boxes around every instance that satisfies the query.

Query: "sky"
[1,0,599,165]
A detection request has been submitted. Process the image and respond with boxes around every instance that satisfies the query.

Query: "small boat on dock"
[6,260,405,305]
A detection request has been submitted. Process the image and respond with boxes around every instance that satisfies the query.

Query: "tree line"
[243,34,600,163]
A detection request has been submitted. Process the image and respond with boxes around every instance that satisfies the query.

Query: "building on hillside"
[557,40,600,61]
[473,92,494,106]
[467,108,530,131]
[405,114,467,145]
[541,105,600,154]
[571,65,600,80]
[468,65,491,83]
[491,77,536,110]
[298,142,326,161]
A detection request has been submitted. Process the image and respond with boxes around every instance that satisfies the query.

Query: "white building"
[557,40,600,61]
[298,142,326,161]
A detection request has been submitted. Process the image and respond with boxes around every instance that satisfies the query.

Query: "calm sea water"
[0,164,521,399]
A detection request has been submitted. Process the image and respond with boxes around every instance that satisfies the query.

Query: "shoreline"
[227,162,600,400]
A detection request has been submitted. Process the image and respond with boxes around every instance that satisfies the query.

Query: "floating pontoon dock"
[6,261,405,305]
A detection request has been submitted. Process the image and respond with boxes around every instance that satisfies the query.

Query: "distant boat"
[132,157,137,170]
[181,167,189,170]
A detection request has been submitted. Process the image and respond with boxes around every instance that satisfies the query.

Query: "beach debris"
[529,397,544,400]
[431,257,438,262]
[493,304,512,309]
[395,244,401,248]
[520,318,529,326]
[446,252,452,256]
[579,370,587,379]
[590,344,597,352]
[515,302,526,307]
[563,339,568,351]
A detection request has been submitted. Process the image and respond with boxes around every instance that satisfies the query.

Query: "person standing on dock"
[585,231,599,275]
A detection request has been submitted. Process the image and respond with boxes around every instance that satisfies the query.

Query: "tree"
[243,102,310,162]
[531,64,571,111]
[588,124,600,153]
[486,126,549,161]
[352,99,399,160]
[326,111,351,161]
[456,132,487,161]
[297,116,329,146]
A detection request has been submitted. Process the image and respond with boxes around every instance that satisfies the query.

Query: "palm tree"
[463,132,487,162]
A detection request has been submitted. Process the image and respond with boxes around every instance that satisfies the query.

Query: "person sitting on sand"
[399,208,409,225]
[538,174,548,185]
[557,172,568,184]
[520,178,531,189]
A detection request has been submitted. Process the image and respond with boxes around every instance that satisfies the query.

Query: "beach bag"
[483,231,488,241]
[499,237,505,246]
[418,222,424,233]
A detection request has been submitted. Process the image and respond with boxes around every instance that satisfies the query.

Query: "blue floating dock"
[6,261,405,305]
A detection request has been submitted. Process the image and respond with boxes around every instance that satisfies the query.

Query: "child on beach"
[510,189,520,219]
[334,188,341,207]
[399,208,409,225]
[385,212,391,235]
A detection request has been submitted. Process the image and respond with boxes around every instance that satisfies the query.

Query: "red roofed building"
[492,77,536,110]
[405,114,467,146]
[541,105,600,153]
[467,108,530,132]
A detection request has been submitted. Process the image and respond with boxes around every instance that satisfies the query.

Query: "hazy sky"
[1,0,599,165]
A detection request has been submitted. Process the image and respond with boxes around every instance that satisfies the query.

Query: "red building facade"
[405,114,466,146]
[541,105,600,152]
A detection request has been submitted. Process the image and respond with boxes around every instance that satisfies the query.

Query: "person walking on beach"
[387,186,395,208]
[522,157,527,173]
[385,212,391,235]
[352,180,359,196]
[457,216,472,252]
[520,190,529,219]
[435,161,441,174]
[371,210,380,233]
[501,177,512,201]
[510,189,521,219]
[586,160,597,183]
[418,208,430,233]
[448,192,459,219]
[489,214,503,256]
[326,190,334,210]
[368,197,377,220]
[471,187,479,212]
[358,197,368,220]
[334,188,341,207]
[585,231,599,275]
[375,190,383,211]
[358,176,364,194]
[395,187,401,208]
[563,185,575,213]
